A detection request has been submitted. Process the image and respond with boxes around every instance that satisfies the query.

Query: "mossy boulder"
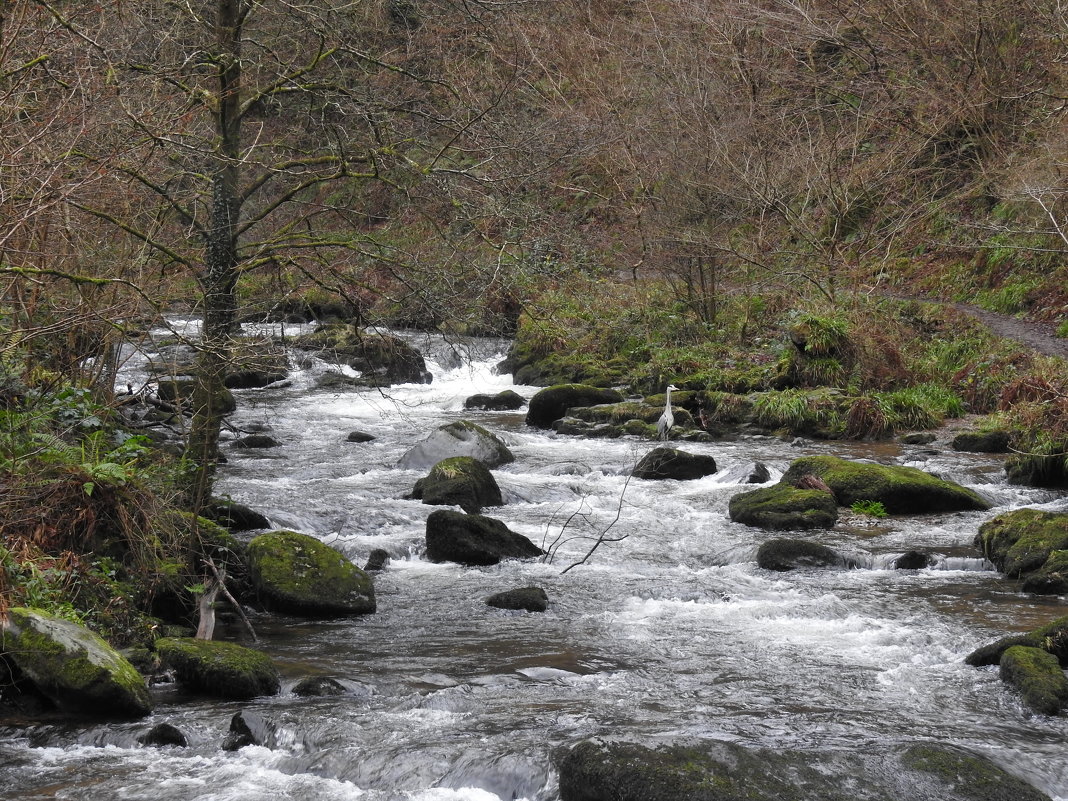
[464,389,526,411]
[965,615,1068,667]
[781,454,990,514]
[398,420,514,471]
[1005,453,1068,488]
[425,509,543,566]
[999,645,1068,715]
[756,538,851,571]
[1021,550,1068,595]
[975,508,1068,579]
[155,637,279,700]
[486,586,549,612]
[0,607,152,718]
[728,484,838,530]
[525,384,625,429]
[410,456,503,514]
[293,325,431,386]
[632,447,717,480]
[952,430,1011,453]
[247,530,375,617]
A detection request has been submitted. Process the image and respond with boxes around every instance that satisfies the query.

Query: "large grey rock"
[464,390,526,411]
[632,447,717,480]
[425,510,543,566]
[398,420,514,471]
[1,607,152,718]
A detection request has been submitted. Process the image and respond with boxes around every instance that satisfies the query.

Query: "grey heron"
[657,384,679,441]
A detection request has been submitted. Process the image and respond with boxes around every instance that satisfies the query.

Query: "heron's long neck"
[664,387,672,411]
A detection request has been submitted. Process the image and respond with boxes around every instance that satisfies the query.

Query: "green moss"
[4,607,152,717]
[247,530,374,616]
[999,645,1068,715]
[782,454,990,513]
[728,483,839,530]
[155,637,279,699]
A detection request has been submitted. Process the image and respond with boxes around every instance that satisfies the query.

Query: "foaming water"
[5,327,1068,800]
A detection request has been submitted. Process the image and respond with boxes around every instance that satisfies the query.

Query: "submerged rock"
[425,509,543,566]
[486,586,549,612]
[364,548,390,572]
[398,420,514,471]
[247,530,375,617]
[1,607,152,718]
[556,738,1053,801]
[632,447,717,481]
[292,676,347,697]
[894,550,935,570]
[781,454,990,514]
[138,722,188,748]
[525,384,624,429]
[729,484,838,530]
[221,709,277,751]
[346,430,376,443]
[155,638,280,700]
[410,456,503,514]
[756,538,850,571]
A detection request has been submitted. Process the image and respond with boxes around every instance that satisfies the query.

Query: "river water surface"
[2,324,1068,800]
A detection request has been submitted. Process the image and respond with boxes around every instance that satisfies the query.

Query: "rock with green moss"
[1021,550,1068,595]
[965,615,1068,667]
[952,430,1011,453]
[247,530,375,617]
[425,509,543,566]
[155,637,279,699]
[410,456,503,514]
[293,325,431,386]
[632,447,717,481]
[202,498,271,531]
[398,420,514,471]
[756,538,852,571]
[975,508,1068,580]
[728,483,838,530]
[781,454,990,514]
[525,384,625,429]
[998,645,1068,715]
[1,607,152,718]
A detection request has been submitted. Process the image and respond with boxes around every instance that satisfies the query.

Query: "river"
[2,323,1067,800]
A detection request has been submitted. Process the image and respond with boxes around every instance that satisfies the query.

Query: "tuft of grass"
[851,499,888,518]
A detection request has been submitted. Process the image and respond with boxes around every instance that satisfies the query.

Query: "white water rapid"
[2,324,1067,800]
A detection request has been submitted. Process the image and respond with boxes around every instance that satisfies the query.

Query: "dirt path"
[946,302,1068,360]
